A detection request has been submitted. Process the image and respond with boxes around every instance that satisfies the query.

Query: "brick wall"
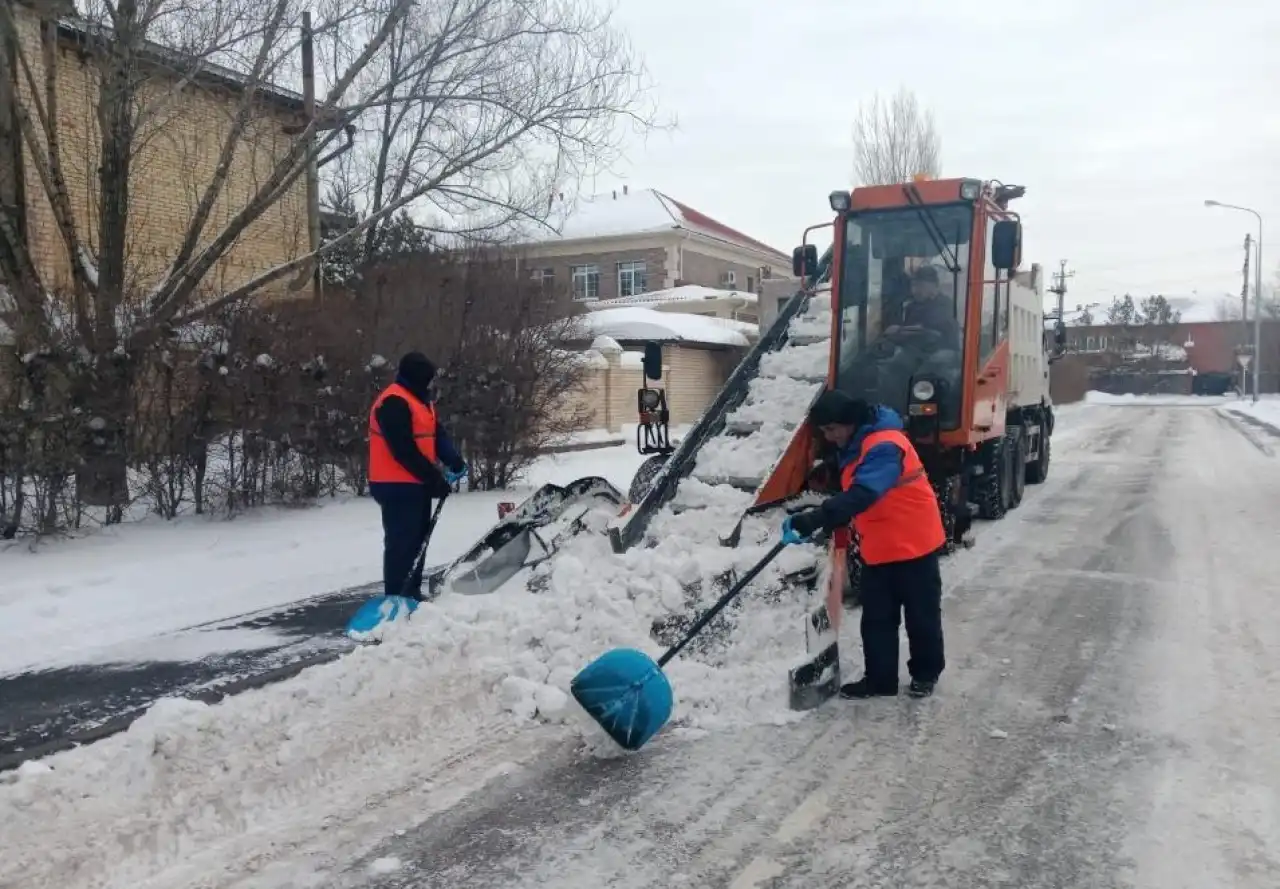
[557,343,744,432]
[679,248,765,293]
[531,246,668,307]
[11,8,307,301]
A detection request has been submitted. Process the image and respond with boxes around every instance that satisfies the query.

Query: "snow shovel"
[570,541,786,752]
[346,494,448,642]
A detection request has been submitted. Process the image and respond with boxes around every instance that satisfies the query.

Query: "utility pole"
[1240,233,1252,394]
[1045,260,1075,358]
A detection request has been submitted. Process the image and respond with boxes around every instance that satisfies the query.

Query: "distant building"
[1053,294,1279,395]
[510,187,793,313]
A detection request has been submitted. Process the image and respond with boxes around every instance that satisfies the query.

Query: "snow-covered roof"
[591,284,759,310]
[573,307,756,347]
[515,188,788,261]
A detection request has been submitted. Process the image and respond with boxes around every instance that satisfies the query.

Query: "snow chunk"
[590,334,623,354]
[760,340,828,380]
[367,856,402,875]
[694,422,796,484]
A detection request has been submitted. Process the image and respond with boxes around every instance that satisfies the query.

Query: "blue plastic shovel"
[570,541,786,751]
[346,494,448,641]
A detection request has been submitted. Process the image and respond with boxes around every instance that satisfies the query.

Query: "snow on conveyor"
[0,293,840,889]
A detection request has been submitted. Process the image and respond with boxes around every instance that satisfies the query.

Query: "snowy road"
[321,403,1280,889]
[4,402,1278,889]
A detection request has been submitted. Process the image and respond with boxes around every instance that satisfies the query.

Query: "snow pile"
[576,307,755,347]
[1083,391,1233,407]
[0,288,836,887]
[0,487,820,888]
[759,339,828,380]
[725,375,823,429]
[1223,395,1280,429]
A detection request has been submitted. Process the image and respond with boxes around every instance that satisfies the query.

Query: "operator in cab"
[779,390,947,699]
[885,264,959,350]
[367,352,468,600]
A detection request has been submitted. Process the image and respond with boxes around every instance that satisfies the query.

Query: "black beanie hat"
[397,351,437,389]
[808,390,872,427]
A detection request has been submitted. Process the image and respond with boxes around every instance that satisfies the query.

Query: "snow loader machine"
[606,176,1056,710]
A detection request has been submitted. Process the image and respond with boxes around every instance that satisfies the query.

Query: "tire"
[1026,421,1051,484]
[976,436,1007,520]
[628,454,668,503]
[1007,426,1026,509]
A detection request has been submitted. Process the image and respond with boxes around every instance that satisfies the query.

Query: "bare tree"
[850,87,941,186]
[0,0,653,503]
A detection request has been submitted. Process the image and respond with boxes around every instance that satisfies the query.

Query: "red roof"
[658,192,787,260]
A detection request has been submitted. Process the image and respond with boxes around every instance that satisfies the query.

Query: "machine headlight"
[640,389,662,410]
[911,379,936,402]
[959,179,982,200]
[829,190,851,212]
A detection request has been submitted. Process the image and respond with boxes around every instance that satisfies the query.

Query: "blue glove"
[780,515,807,545]
[444,464,468,485]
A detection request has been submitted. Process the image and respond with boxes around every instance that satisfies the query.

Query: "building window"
[746,275,755,293]
[531,267,554,289]
[618,260,647,298]
[571,264,599,300]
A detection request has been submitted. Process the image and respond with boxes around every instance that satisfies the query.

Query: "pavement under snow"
[2,400,1278,888]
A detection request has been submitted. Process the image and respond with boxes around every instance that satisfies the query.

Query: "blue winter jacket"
[815,404,908,531]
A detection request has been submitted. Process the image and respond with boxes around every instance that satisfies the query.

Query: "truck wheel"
[976,437,1007,521]
[628,454,668,503]
[1007,426,1026,509]
[1026,424,1051,484]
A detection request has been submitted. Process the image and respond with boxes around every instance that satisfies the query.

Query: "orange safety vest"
[368,382,439,484]
[840,428,946,565]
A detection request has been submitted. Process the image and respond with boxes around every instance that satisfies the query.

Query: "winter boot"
[908,678,936,699]
[839,677,898,699]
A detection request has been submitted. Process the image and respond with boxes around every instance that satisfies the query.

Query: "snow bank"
[0,479,822,889]
[1083,391,1234,407]
[0,446,649,676]
[1223,395,1280,428]
[576,306,755,347]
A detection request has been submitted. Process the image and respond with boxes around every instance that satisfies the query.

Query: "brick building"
[510,187,793,312]
[1060,319,1280,394]
[3,1,308,300]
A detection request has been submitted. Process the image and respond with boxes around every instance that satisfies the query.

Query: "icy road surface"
[4,402,1278,889]
[328,404,1280,889]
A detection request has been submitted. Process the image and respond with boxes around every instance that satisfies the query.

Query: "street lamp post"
[1205,201,1264,400]
[1205,200,1263,402]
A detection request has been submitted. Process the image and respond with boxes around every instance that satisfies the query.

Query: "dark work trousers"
[859,550,945,688]
[369,482,435,600]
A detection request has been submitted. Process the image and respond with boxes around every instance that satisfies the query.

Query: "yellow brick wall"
[555,345,744,434]
[11,8,307,303]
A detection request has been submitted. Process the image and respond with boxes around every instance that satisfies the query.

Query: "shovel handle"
[657,541,787,668]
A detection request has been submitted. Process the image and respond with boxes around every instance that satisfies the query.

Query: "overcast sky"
[600,0,1280,311]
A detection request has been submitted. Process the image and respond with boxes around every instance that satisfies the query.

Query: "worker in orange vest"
[781,390,946,699]
[368,352,468,601]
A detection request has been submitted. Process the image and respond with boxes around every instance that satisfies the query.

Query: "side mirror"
[991,219,1022,271]
[642,341,662,380]
[792,244,818,279]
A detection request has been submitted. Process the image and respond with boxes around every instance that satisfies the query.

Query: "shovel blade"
[788,640,840,710]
